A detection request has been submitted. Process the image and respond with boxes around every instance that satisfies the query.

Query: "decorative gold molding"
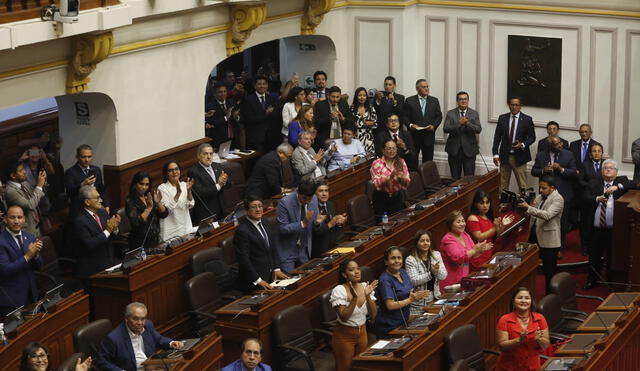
[301,0,336,35]
[66,32,113,94]
[226,4,267,56]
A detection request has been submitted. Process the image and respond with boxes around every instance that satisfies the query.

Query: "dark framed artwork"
[507,35,562,109]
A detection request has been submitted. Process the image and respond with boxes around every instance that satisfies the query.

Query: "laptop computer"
[217,140,232,159]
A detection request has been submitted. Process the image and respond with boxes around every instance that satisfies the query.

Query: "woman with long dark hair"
[281,86,308,139]
[466,190,513,269]
[330,259,378,371]
[125,171,169,250]
[495,287,550,371]
[350,87,377,154]
[157,161,194,241]
[287,105,315,148]
[405,230,448,315]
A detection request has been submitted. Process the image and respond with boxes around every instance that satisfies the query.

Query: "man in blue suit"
[532,135,578,249]
[0,205,43,316]
[96,302,184,371]
[276,180,320,273]
[222,338,272,371]
[492,97,536,191]
[64,144,109,215]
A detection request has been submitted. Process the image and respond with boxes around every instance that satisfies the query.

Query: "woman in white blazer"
[405,229,448,315]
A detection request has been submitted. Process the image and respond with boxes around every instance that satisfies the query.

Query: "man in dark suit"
[188,143,230,225]
[0,205,43,316]
[240,75,281,152]
[234,196,288,292]
[311,181,347,258]
[404,79,442,163]
[443,91,482,179]
[276,180,320,273]
[374,113,417,171]
[633,137,640,184]
[569,124,600,167]
[578,142,605,255]
[72,185,120,292]
[245,143,293,200]
[531,135,578,250]
[313,70,328,101]
[314,86,356,147]
[96,302,183,371]
[4,160,46,237]
[537,121,569,153]
[583,159,634,289]
[374,76,405,128]
[64,144,109,215]
[492,97,536,191]
[205,82,240,149]
[0,181,6,231]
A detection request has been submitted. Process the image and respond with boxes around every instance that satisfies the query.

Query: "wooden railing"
[0,0,119,25]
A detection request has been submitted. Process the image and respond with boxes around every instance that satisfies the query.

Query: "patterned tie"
[393,134,398,142]
[582,142,588,163]
[595,162,600,174]
[84,168,90,176]
[257,221,269,247]
[599,183,611,227]
[460,110,465,117]
[509,115,517,143]
[93,212,103,230]
[319,203,328,216]
[420,97,426,115]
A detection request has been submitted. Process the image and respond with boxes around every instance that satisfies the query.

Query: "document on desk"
[370,340,391,350]
[270,277,301,287]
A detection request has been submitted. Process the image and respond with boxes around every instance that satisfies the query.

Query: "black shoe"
[583,281,598,290]
[582,249,588,256]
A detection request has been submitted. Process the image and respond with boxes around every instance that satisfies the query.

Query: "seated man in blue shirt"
[222,338,272,371]
[96,302,184,371]
[325,125,366,172]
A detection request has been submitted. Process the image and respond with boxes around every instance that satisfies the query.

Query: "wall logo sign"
[75,102,90,126]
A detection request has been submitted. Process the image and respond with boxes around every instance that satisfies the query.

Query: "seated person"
[0,205,43,316]
[325,125,366,172]
[21,342,92,371]
[291,130,326,180]
[245,144,293,200]
[374,246,428,338]
[439,210,492,289]
[222,338,272,371]
[96,302,184,371]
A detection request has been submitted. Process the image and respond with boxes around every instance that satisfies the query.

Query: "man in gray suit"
[443,91,482,179]
[4,160,46,237]
[632,137,640,184]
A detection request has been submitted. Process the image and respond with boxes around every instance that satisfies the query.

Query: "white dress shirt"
[158,181,195,241]
[127,327,147,370]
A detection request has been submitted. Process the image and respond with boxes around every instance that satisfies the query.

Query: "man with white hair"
[583,159,634,289]
[96,302,184,370]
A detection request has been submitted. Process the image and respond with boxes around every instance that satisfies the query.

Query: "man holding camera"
[374,76,405,128]
[492,97,536,191]
[4,160,46,237]
[64,144,109,215]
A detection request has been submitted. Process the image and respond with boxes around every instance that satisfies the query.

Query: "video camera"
[500,187,536,206]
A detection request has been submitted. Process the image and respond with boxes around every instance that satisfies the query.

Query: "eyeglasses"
[29,353,48,360]
[248,204,263,210]
[243,349,261,356]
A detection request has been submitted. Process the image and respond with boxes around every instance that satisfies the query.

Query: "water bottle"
[140,248,147,261]
[0,323,7,346]
[232,215,239,227]
[382,212,389,226]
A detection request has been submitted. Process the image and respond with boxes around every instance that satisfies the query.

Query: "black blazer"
[374,92,405,127]
[492,112,536,166]
[374,129,417,171]
[403,95,443,139]
[569,139,601,166]
[579,159,604,187]
[245,151,283,200]
[583,176,634,210]
[240,93,281,150]
[537,136,569,154]
[311,201,340,259]
[234,218,280,292]
[187,163,229,224]
[531,149,578,202]
[64,164,109,214]
[205,98,236,147]
[72,208,114,280]
[314,100,356,145]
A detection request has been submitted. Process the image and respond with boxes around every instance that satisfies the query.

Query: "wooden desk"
[611,190,640,284]
[141,332,223,371]
[0,291,89,370]
[91,162,372,337]
[575,311,625,332]
[573,304,640,370]
[350,245,538,370]
[540,357,583,370]
[554,333,605,356]
[596,292,640,311]
[215,170,506,365]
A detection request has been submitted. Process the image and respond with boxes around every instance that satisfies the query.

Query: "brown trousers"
[332,323,368,371]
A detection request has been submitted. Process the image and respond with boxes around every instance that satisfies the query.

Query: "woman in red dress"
[496,287,550,371]
[466,190,513,269]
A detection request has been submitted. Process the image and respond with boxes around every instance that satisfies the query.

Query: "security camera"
[41,0,79,24]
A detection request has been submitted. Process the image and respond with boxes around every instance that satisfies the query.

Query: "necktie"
[221,101,226,111]
[206,167,216,183]
[595,162,600,174]
[509,115,517,143]
[553,153,559,164]
[260,95,265,108]
[393,134,398,142]
[420,97,426,115]
[257,221,269,247]
[460,111,465,117]
[15,234,23,253]
[84,168,89,176]
[532,198,546,227]
[599,183,611,227]
[300,203,306,222]
[93,213,103,230]
[319,203,328,216]
[582,142,588,163]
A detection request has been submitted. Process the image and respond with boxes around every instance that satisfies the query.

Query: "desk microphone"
[478,151,491,174]
[222,201,244,223]
[138,213,156,252]
[580,336,598,363]
[588,265,630,314]
[391,285,413,342]
[190,187,218,223]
